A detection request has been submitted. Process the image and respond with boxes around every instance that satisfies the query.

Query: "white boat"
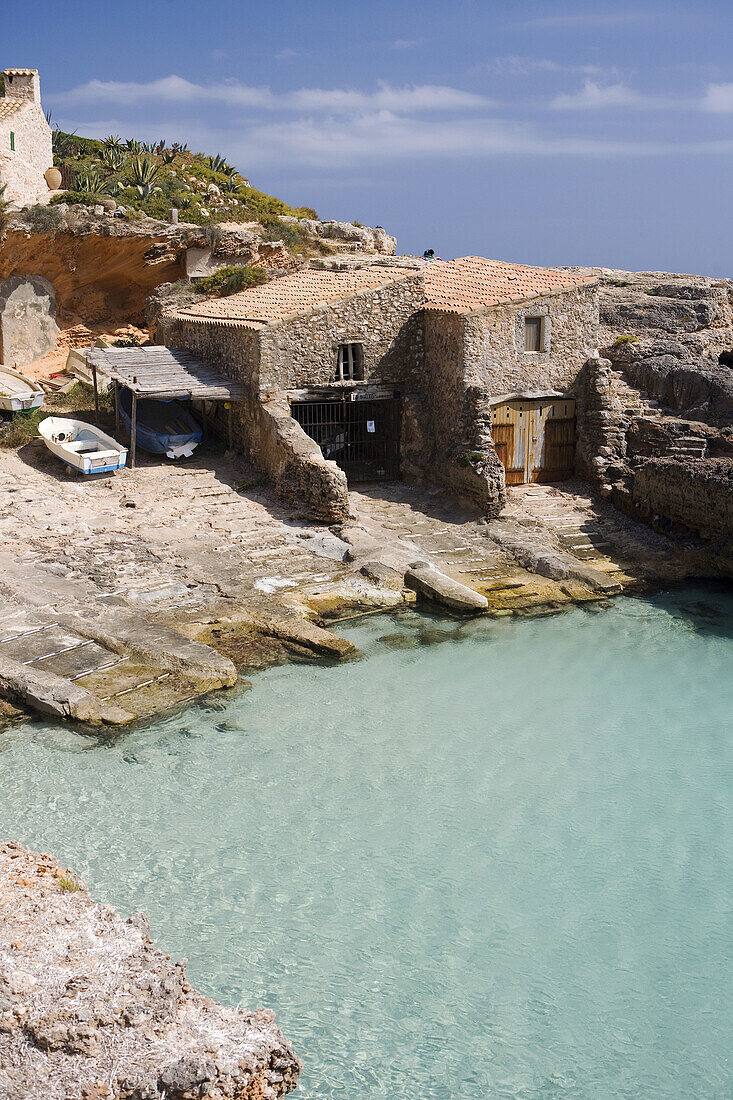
[0,367,45,413]
[38,417,127,475]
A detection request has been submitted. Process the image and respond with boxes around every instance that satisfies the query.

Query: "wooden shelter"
[85,346,247,467]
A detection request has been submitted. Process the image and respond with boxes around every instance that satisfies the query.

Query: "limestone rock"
[404,563,489,612]
[0,842,302,1099]
[0,273,58,368]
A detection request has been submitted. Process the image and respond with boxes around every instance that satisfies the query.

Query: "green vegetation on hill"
[194,265,270,297]
[49,132,317,228]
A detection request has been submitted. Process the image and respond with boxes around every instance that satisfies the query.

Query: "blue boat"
[119,387,203,459]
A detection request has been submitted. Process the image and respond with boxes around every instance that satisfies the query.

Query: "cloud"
[487,55,611,77]
[550,80,677,110]
[518,11,649,29]
[52,76,492,114]
[274,48,300,61]
[286,85,491,112]
[390,38,423,50]
[701,82,733,111]
[79,110,729,170]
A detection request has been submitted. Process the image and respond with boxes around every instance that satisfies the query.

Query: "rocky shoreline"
[0,842,301,1099]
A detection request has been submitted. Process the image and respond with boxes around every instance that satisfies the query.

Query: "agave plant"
[104,134,124,149]
[126,154,163,199]
[225,173,243,193]
[172,141,190,155]
[126,138,143,154]
[99,145,126,171]
[51,127,77,161]
[74,167,114,196]
[207,153,233,174]
[161,149,176,165]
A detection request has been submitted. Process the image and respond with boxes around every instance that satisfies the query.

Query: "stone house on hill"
[0,69,53,207]
[158,257,599,521]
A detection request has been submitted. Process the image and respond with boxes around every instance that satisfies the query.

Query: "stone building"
[158,257,599,520]
[0,69,53,207]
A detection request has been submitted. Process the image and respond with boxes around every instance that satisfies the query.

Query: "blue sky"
[6,0,733,273]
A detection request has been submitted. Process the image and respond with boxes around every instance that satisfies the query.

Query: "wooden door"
[491,398,575,484]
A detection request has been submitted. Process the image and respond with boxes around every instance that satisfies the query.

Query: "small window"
[336,343,364,381]
[9,131,15,152]
[524,316,544,352]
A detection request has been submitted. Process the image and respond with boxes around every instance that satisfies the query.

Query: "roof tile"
[424,256,596,313]
[0,100,24,119]
[176,266,415,327]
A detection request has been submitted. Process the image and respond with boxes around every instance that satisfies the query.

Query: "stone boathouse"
[158,257,599,520]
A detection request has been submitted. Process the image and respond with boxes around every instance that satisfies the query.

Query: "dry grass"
[0,382,114,449]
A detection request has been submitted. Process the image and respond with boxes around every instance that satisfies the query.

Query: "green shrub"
[456,449,484,468]
[613,334,639,345]
[57,872,81,893]
[260,217,304,249]
[195,265,269,297]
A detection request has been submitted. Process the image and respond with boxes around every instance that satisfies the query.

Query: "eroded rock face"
[0,273,58,368]
[0,842,302,1099]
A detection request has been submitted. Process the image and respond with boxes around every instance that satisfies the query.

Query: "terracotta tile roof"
[0,100,24,119]
[176,267,416,327]
[424,256,596,313]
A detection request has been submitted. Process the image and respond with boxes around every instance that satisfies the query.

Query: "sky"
[5,0,733,274]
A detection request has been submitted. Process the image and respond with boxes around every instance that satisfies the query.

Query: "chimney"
[2,69,42,105]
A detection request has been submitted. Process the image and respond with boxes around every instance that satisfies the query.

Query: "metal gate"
[291,396,401,481]
[491,397,576,484]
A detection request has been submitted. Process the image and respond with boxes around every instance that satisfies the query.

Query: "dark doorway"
[291,396,401,481]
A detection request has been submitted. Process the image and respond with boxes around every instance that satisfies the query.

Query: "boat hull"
[38,417,127,475]
[0,368,45,413]
[119,389,202,459]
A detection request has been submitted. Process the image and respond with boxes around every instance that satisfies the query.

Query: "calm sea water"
[1,586,732,1099]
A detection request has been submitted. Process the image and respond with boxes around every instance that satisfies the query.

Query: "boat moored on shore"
[38,416,127,474]
[0,367,45,413]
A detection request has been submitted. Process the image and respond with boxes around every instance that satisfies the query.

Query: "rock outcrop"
[0,841,302,1099]
[570,268,733,565]
[0,207,396,329]
[0,273,58,368]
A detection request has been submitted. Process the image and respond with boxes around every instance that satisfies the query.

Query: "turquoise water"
[1,586,732,1099]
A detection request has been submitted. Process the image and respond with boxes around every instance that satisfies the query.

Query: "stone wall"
[157,315,350,521]
[633,457,733,544]
[160,315,262,388]
[0,74,53,207]
[461,284,599,396]
[236,393,350,522]
[423,311,506,515]
[0,273,58,368]
[259,274,425,394]
[572,355,628,487]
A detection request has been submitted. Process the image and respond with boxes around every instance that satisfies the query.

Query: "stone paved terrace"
[350,478,692,613]
[0,441,365,725]
[0,430,710,726]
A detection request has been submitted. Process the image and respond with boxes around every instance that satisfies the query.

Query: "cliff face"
[0,206,397,330]
[0,207,206,326]
[0,842,302,1099]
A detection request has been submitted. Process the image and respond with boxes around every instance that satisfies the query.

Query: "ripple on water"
[1,584,732,1099]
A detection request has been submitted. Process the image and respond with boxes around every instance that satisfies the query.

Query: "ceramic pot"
[44,167,62,190]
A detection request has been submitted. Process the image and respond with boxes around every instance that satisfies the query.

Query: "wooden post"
[130,390,137,469]
[227,403,233,451]
[91,360,100,425]
[114,380,120,437]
